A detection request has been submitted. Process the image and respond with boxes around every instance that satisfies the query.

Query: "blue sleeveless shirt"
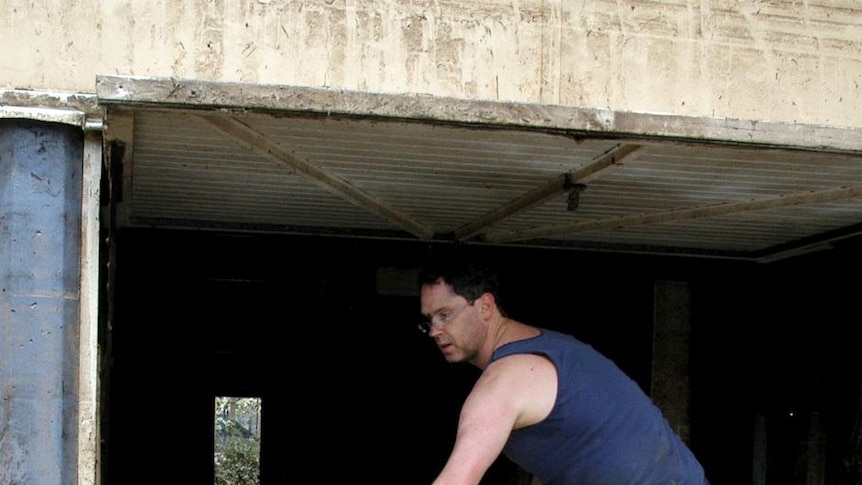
[489,329,705,485]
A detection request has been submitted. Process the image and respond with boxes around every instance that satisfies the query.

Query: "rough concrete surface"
[0,0,859,128]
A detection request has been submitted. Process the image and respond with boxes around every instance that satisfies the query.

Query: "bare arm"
[431,354,556,485]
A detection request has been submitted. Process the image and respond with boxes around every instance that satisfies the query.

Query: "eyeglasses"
[417,300,473,335]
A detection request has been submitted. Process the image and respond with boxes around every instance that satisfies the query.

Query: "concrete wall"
[0,120,84,485]
[1,0,860,129]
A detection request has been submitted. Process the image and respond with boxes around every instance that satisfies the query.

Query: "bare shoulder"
[478,352,557,429]
[483,352,557,392]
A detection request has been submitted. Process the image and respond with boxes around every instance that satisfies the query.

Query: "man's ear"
[478,292,496,317]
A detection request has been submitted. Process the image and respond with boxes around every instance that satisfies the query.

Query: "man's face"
[419,279,483,363]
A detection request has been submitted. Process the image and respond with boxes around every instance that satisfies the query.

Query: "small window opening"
[214,396,262,485]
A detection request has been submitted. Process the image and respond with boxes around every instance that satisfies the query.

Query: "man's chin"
[441,350,467,364]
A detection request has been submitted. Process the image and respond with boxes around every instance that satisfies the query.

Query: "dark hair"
[418,254,506,314]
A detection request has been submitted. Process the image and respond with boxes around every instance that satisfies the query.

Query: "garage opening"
[94,76,862,484]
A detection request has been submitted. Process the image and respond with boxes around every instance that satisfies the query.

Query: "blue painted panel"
[0,119,84,485]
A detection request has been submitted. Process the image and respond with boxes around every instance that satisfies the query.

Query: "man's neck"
[474,317,540,369]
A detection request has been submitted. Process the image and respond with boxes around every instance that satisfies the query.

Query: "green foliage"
[214,432,260,485]
[214,397,262,485]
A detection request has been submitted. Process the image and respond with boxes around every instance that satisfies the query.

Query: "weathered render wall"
[1,0,860,128]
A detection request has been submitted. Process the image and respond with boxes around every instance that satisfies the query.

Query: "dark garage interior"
[92,80,862,484]
[101,227,861,485]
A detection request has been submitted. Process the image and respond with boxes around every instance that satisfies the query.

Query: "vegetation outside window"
[214,396,261,485]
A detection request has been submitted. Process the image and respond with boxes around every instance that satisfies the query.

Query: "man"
[418,257,708,485]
